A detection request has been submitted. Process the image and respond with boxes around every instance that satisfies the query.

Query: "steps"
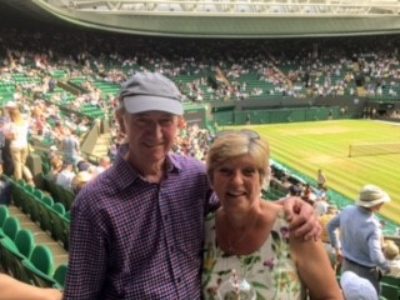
[7,205,68,269]
[91,132,112,158]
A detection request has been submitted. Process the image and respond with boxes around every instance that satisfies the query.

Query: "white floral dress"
[202,210,304,300]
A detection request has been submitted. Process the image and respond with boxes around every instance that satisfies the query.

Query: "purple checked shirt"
[64,147,215,299]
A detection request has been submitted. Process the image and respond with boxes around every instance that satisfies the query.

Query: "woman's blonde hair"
[206,131,270,184]
[8,107,23,123]
[383,240,399,260]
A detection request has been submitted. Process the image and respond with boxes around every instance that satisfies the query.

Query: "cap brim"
[123,95,183,115]
[356,194,391,208]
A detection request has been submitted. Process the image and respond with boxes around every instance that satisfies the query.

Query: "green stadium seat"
[28,194,42,224]
[38,197,54,232]
[10,229,36,282]
[52,203,65,215]
[1,216,21,241]
[0,234,20,276]
[0,205,9,234]
[381,282,399,300]
[53,264,68,289]
[0,217,21,275]
[22,244,56,287]
[381,275,400,288]
[48,205,70,250]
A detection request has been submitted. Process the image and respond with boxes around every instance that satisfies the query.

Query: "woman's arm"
[0,273,62,300]
[290,236,343,300]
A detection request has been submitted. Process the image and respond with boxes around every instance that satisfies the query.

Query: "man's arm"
[64,196,108,300]
[279,196,321,241]
[368,230,390,273]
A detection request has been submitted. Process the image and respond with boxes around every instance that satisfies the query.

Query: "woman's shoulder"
[260,201,286,222]
[259,201,289,239]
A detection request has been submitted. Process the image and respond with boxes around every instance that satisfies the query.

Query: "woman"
[4,105,33,184]
[202,130,342,299]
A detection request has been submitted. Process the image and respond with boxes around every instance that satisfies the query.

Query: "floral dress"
[202,210,304,300]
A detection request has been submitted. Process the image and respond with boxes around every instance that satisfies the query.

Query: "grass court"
[227,119,400,224]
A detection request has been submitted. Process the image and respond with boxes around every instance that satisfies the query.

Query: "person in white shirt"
[4,103,33,185]
[55,163,75,190]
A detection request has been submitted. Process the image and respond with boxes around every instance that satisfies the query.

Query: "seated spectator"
[94,156,111,175]
[288,183,302,196]
[383,240,400,278]
[301,183,316,205]
[72,170,92,194]
[314,190,329,216]
[55,162,75,190]
[47,154,63,181]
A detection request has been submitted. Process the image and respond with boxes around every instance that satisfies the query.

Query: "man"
[64,72,320,299]
[328,184,391,294]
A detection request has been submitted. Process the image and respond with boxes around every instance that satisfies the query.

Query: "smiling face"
[212,154,263,213]
[122,110,180,165]
[207,131,270,214]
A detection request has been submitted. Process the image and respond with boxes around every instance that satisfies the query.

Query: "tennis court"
[229,119,400,224]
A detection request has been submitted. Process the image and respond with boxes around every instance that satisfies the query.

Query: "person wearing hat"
[328,184,391,294]
[64,72,321,299]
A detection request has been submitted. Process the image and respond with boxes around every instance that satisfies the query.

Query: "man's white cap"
[120,72,183,115]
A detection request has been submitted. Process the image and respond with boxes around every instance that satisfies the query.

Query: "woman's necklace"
[216,211,261,300]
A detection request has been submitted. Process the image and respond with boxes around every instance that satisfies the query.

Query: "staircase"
[91,132,112,158]
[7,205,68,269]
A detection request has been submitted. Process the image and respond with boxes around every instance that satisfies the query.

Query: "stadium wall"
[209,95,366,125]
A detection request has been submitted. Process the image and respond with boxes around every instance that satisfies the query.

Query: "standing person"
[202,131,342,299]
[4,103,33,185]
[317,168,327,189]
[61,128,81,165]
[328,184,391,294]
[64,72,320,300]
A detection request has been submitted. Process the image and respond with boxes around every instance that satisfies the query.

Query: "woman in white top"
[5,105,33,184]
[202,130,342,300]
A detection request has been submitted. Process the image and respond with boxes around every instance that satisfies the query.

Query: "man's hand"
[280,196,321,241]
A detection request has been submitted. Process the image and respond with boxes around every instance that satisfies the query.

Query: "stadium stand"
[0,1,400,299]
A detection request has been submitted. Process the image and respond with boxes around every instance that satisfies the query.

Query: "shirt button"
[176,277,181,283]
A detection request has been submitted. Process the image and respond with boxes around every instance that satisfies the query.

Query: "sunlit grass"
[227,119,400,224]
